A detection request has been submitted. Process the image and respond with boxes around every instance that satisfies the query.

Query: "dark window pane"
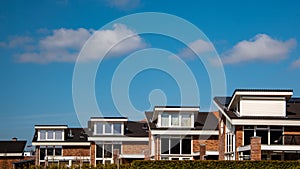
[104,144,112,158]
[170,138,180,154]
[270,131,282,145]
[55,148,62,156]
[244,130,254,145]
[96,123,103,135]
[244,126,254,130]
[40,148,46,160]
[161,138,169,154]
[256,130,268,144]
[182,139,191,154]
[270,126,283,130]
[47,147,54,156]
[256,125,268,129]
[96,145,103,158]
[113,144,121,154]
[105,124,112,134]
[40,130,46,140]
[55,130,62,140]
[113,123,122,134]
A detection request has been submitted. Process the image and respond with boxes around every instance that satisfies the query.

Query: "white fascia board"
[88,137,148,142]
[119,154,145,158]
[154,107,200,112]
[0,153,23,157]
[150,130,218,135]
[89,118,128,122]
[46,156,90,161]
[213,100,232,123]
[32,142,90,146]
[261,145,300,151]
[35,126,68,129]
[231,119,300,126]
[206,151,219,155]
[237,145,251,152]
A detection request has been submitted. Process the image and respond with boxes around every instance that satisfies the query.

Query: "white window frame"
[160,136,192,155]
[95,143,122,164]
[38,130,64,141]
[159,112,194,128]
[39,146,63,162]
[94,122,124,135]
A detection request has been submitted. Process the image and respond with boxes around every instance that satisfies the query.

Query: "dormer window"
[38,130,64,141]
[94,122,123,135]
[160,113,193,127]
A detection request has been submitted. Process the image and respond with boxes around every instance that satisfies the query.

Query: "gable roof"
[0,140,26,155]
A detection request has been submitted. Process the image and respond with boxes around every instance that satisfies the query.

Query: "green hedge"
[28,161,300,169]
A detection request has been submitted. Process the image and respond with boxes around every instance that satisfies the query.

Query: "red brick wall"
[193,135,219,152]
[218,113,226,160]
[63,146,90,156]
[122,141,149,155]
[0,157,24,169]
[90,142,96,166]
[235,125,243,160]
[250,136,261,161]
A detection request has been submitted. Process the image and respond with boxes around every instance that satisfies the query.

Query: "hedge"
[27,160,300,169]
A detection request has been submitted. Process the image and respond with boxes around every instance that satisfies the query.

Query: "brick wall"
[90,142,95,166]
[122,141,149,155]
[235,125,243,160]
[63,146,90,156]
[250,136,261,161]
[218,113,226,160]
[0,157,24,169]
[155,137,160,160]
[193,135,219,152]
[35,146,40,165]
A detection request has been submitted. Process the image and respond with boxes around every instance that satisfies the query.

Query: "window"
[161,114,169,127]
[181,114,191,127]
[96,144,122,164]
[243,126,284,145]
[160,137,191,155]
[39,130,63,141]
[95,123,122,135]
[40,130,46,140]
[39,146,62,160]
[226,133,234,153]
[244,127,254,145]
[256,130,268,144]
[40,148,46,160]
[113,123,121,134]
[160,113,192,127]
[171,114,179,126]
[47,130,54,140]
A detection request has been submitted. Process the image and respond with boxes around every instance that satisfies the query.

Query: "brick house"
[145,106,219,160]
[0,138,26,169]
[32,125,91,166]
[214,89,300,160]
[87,117,149,165]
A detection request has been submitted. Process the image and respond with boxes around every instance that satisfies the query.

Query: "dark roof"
[125,121,148,137]
[32,127,88,142]
[214,96,300,120]
[145,111,218,130]
[0,141,26,154]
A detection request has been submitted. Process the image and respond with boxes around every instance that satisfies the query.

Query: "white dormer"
[153,106,199,128]
[228,90,293,117]
[90,117,127,135]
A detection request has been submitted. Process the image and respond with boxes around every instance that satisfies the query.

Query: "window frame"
[160,136,192,155]
[160,112,193,128]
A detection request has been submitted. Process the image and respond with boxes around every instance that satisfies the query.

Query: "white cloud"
[291,58,300,68]
[221,34,296,64]
[13,24,145,63]
[105,0,140,10]
[0,36,33,48]
[177,39,214,58]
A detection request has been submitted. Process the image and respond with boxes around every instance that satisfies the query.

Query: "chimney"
[12,137,18,141]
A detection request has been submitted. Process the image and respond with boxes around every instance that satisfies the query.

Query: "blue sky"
[0,0,300,145]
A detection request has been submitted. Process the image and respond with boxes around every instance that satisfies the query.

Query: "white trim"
[88,137,148,142]
[151,130,218,135]
[90,118,127,122]
[261,145,300,151]
[119,154,145,158]
[32,142,90,146]
[206,151,219,155]
[45,156,90,161]
[35,126,68,129]
[231,119,300,126]
[213,100,232,123]
[0,153,23,156]
[154,107,200,112]
[237,145,251,152]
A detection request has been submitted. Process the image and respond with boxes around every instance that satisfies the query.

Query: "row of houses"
[2,89,300,167]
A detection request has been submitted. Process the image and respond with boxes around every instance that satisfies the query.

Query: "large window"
[39,146,62,161]
[160,137,191,155]
[160,113,193,127]
[243,126,283,145]
[39,130,63,141]
[96,144,122,164]
[226,132,234,153]
[95,123,123,135]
